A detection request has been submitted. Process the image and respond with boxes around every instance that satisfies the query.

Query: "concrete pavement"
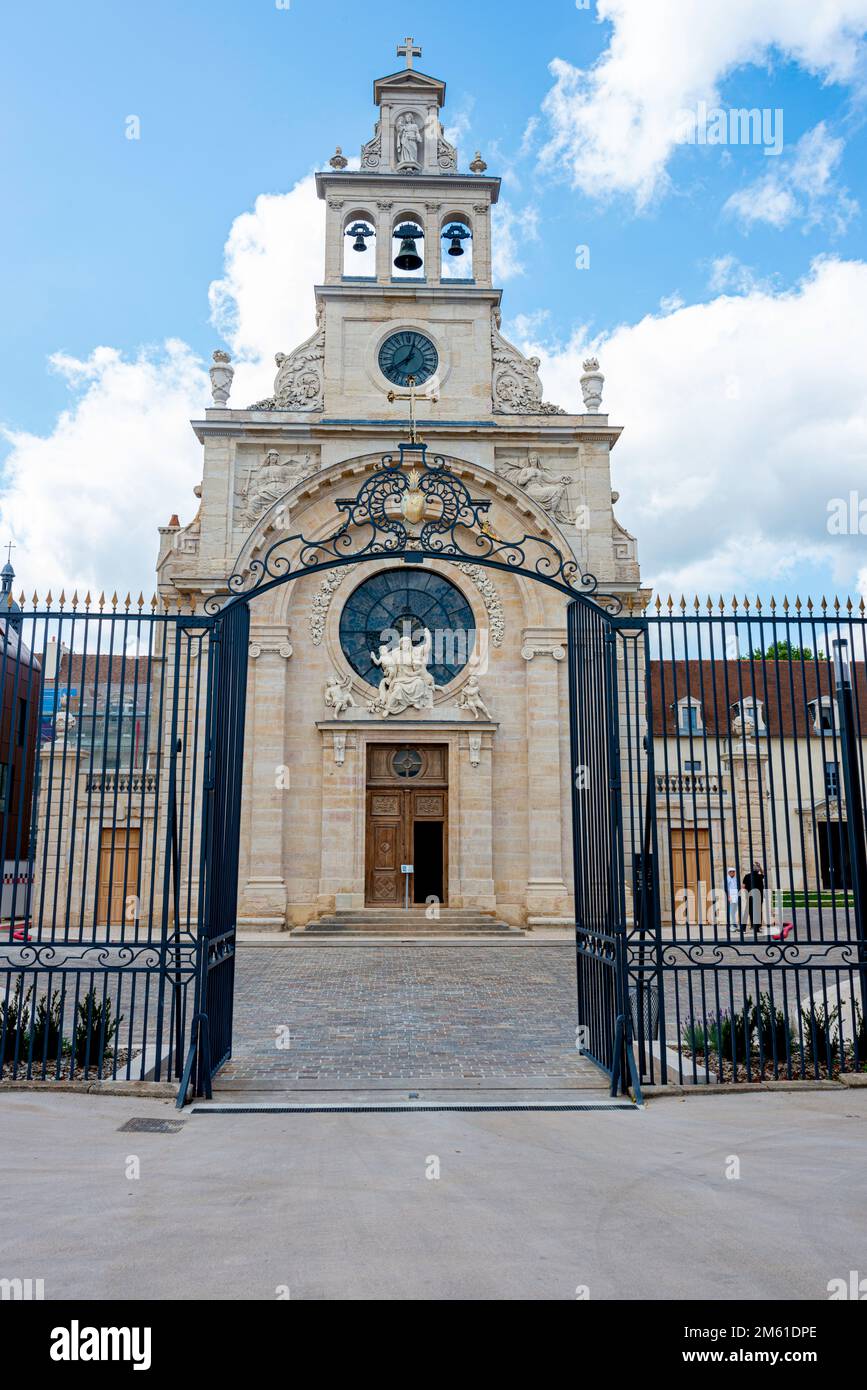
[2,1089,865,1300]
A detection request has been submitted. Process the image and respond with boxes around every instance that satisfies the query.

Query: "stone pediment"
[373,69,446,105]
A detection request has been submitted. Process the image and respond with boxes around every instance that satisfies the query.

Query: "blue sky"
[1,0,866,601]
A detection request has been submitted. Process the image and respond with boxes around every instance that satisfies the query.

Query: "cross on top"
[397,36,422,69]
[4,541,15,566]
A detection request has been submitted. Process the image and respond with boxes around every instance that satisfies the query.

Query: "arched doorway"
[180,444,640,1102]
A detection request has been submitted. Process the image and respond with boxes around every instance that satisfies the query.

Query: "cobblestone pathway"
[218,944,603,1087]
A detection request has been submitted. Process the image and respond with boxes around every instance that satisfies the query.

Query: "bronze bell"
[442,223,471,258]
[346,221,373,254]
[394,223,423,271]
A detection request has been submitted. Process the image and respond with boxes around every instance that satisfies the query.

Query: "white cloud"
[724,122,858,232]
[541,0,867,205]
[0,176,326,596]
[209,175,325,404]
[511,256,867,598]
[707,254,774,294]
[491,201,540,281]
[0,343,208,597]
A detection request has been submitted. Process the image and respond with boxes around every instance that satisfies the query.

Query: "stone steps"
[299,909,523,937]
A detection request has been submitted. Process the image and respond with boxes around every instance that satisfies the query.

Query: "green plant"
[0,979,32,1063]
[74,989,122,1068]
[30,990,64,1062]
[682,994,792,1067]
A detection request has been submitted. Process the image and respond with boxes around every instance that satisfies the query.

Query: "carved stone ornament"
[209,350,234,406]
[580,357,605,413]
[492,312,566,415]
[361,120,383,170]
[456,564,505,647]
[396,111,423,167]
[239,451,317,530]
[324,673,357,718]
[249,320,325,411]
[468,734,482,768]
[437,132,458,171]
[495,454,573,525]
[309,569,350,645]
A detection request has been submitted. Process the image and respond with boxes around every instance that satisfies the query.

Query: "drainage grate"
[118,1117,186,1133]
[190,1101,638,1116]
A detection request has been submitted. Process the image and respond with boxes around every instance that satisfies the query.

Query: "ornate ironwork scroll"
[213,444,614,612]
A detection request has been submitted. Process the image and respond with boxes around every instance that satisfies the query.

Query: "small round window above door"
[392,749,423,779]
[339,569,476,689]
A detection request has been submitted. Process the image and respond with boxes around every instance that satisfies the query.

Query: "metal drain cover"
[118,1117,186,1134]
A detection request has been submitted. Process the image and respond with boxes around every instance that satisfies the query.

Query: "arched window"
[441,217,473,280]
[392,216,425,280]
[343,212,376,278]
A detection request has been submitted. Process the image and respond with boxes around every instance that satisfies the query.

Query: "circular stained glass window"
[339,569,476,689]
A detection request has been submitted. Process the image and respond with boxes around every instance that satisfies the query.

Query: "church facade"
[157,44,643,931]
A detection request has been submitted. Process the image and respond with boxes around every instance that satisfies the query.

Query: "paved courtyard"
[219,942,602,1089]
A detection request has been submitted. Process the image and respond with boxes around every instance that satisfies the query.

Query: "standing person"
[742,862,765,933]
[725,867,741,934]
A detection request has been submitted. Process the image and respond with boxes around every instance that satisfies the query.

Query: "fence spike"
[769,595,777,613]
[705,595,713,613]
[19,591,26,610]
[137,592,145,612]
[846,596,853,614]
[782,595,790,613]
[124,592,131,612]
[860,598,866,617]
[755,595,763,612]
[833,595,841,614]
[678,595,686,612]
[84,591,92,611]
[71,590,79,611]
[98,591,106,612]
[150,593,158,612]
[31,591,38,609]
[795,596,802,613]
[58,589,66,610]
[45,590,53,611]
[718,595,725,613]
[110,591,118,611]
[666,594,674,613]
[654,595,662,613]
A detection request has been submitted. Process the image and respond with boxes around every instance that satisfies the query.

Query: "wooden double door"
[365,745,448,907]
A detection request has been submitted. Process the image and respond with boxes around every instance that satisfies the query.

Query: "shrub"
[30,991,64,1062]
[801,1003,840,1071]
[74,989,122,1069]
[0,979,32,1064]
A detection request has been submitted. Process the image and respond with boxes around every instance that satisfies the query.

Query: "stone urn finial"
[470,151,488,174]
[329,147,349,170]
[580,357,605,413]
[210,350,234,406]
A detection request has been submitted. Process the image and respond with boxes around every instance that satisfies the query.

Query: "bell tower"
[315,38,502,420]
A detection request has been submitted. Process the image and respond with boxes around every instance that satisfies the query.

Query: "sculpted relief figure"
[369,630,435,717]
[496,453,573,524]
[241,450,316,529]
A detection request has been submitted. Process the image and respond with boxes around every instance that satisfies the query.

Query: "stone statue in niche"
[324,674,357,718]
[368,630,435,717]
[240,450,315,529]
[396,112,422,166]
[495,453,573,524]
[456,674,492,722]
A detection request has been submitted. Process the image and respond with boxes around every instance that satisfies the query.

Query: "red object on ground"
[771,922,794,941]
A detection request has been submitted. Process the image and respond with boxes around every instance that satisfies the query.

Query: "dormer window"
[676,697,702,734]
[808,697,836,735]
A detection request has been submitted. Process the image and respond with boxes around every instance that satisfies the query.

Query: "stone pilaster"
[522,629,570,919]
[237,626,293,931]
[316,726,364,911]
[456,726,497,908]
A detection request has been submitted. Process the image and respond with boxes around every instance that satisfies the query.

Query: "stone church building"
[157,43,643,932]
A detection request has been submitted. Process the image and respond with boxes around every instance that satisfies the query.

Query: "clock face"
[378,331,438,388]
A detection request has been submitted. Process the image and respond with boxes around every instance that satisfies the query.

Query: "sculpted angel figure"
[324,674,357,718]
[371,628,435,716]
[456,674,492,722]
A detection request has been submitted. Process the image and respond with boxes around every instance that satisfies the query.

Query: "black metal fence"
[0,597,213,1086]
[613,597,867,1088]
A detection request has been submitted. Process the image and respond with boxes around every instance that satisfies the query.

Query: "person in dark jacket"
[742,862,765,933]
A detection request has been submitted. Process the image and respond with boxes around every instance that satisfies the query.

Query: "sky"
[1,0,866,603]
